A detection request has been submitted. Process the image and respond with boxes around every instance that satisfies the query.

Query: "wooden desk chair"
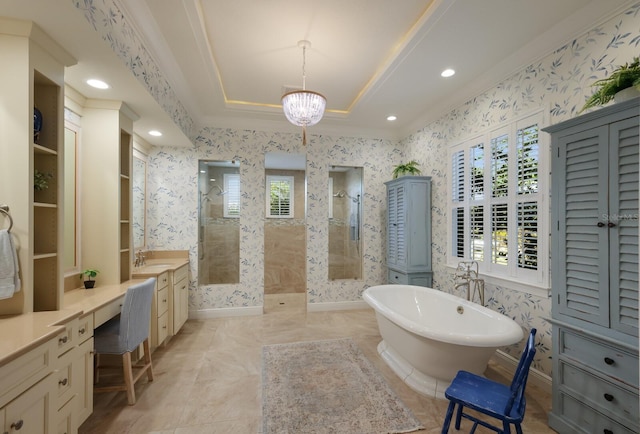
[441,328,537,434]
[93,278,156,405]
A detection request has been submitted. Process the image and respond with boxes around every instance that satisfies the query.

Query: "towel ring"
[0,205,13,233]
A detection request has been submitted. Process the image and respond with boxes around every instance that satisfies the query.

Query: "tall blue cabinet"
[385,176,432,287]
[544,97,639,434]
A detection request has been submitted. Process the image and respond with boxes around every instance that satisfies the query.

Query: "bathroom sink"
[136,263,173,270]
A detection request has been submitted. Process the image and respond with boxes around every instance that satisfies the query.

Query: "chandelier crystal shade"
[281,40,326,144]
[281,90,326,127]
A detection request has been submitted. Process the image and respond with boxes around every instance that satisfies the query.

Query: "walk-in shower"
[198,160,240,284]
[329,166,363,280]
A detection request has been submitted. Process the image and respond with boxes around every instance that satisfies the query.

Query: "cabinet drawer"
[0,338,56,408]
[559,329,639,387]
[388,270,408,284]
[55,346,78,409]
[157,271,169,290]
[56,321,76,357]
[558,392,636,434]
[56,394,76,434]
[560,361,639,428]
[157,286,169,316]
[77,313,94,343]
[174,265,188,283]
[94,296,124,328]
[157,312,169,345]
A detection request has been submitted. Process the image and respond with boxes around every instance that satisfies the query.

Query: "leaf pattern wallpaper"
[73,0,640,378]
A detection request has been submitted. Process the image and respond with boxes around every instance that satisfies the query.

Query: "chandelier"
[281,40,326,145]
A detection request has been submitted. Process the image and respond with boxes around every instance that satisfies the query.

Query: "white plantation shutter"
[491,203,508,265]
[470,144,484,200]
[448,111,547,288]
[267,175,294,218]
[517,202,537,269]
[224,173,240,218]
[452,207,464,258]
[470,205,484,261]
[491,134,509,198]
[452,150,465,202]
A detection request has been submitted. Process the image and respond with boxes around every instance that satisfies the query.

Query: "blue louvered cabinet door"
[546,97,639,434]
[608,116,639,337]
[549,99,639,343]
[385,176,433,286]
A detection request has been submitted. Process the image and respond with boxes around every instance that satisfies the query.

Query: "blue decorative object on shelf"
[33,107,43,143]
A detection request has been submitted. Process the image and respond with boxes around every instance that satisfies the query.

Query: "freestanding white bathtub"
[363,284,523,398]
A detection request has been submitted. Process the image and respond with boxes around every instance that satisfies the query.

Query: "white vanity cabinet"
[151,271,170,350]
[0,335,58,434]
[172,265,189,335]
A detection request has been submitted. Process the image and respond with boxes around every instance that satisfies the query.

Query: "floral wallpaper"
[71,0,195,140]
[73,0,639,380]
[404,3,640,375]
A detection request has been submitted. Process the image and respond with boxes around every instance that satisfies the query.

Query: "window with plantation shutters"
[448,110,548,288]
[266,175,294,218]
[223,173,240,218]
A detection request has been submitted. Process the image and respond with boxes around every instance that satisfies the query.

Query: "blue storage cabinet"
[544,97,639,434]
[385,176,432,287]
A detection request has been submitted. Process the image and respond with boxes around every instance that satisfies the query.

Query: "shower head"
[333,190,346,198]
[204,184,226,197]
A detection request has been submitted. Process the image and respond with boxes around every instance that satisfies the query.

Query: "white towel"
[0,229,21,299]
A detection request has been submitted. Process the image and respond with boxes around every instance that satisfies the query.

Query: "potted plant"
[81,268,99,289]
[392,160,422,179]
[580,56,640,113]
[34,169,53,191]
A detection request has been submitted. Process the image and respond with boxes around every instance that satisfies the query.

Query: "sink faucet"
[134,250,146,267]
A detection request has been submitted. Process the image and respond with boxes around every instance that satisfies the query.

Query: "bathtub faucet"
[454,261,485,306]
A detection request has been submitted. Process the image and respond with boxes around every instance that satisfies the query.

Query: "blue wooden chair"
[441,328,537,434]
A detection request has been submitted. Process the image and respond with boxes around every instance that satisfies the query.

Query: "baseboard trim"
[307,300,370,312]
[492,349,552,394]
[190,306,263,319]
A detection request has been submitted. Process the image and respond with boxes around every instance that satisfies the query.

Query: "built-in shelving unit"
[81,101,137,285]
[33,72,62,311]
[120,129,132,283]
[0,19,75,315]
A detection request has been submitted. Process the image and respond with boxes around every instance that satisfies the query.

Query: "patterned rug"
[262,338,424,433]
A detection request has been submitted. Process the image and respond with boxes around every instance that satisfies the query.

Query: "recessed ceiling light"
[148,130,162,137]
[441,69,456,78]
[86,79,109,89]
[386,115,397,121]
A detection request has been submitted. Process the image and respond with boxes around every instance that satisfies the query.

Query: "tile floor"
[80,293,557,433]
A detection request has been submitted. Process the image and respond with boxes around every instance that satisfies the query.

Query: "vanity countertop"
[0,280,145,366]
[0,309,80,365]
[132,257,189,277]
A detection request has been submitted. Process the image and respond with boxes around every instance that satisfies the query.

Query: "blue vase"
[33,107,43,143]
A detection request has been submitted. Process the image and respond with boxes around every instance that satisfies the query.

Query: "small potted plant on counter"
[392,160,422,179]
[81,268,99,289]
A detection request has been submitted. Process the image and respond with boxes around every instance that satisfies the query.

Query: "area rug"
[262,338,424,433]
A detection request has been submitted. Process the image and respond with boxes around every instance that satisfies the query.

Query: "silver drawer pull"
[59,378,68,386]
[603,393,614,402]
[59,336,68,344]
[604,357,615,365]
